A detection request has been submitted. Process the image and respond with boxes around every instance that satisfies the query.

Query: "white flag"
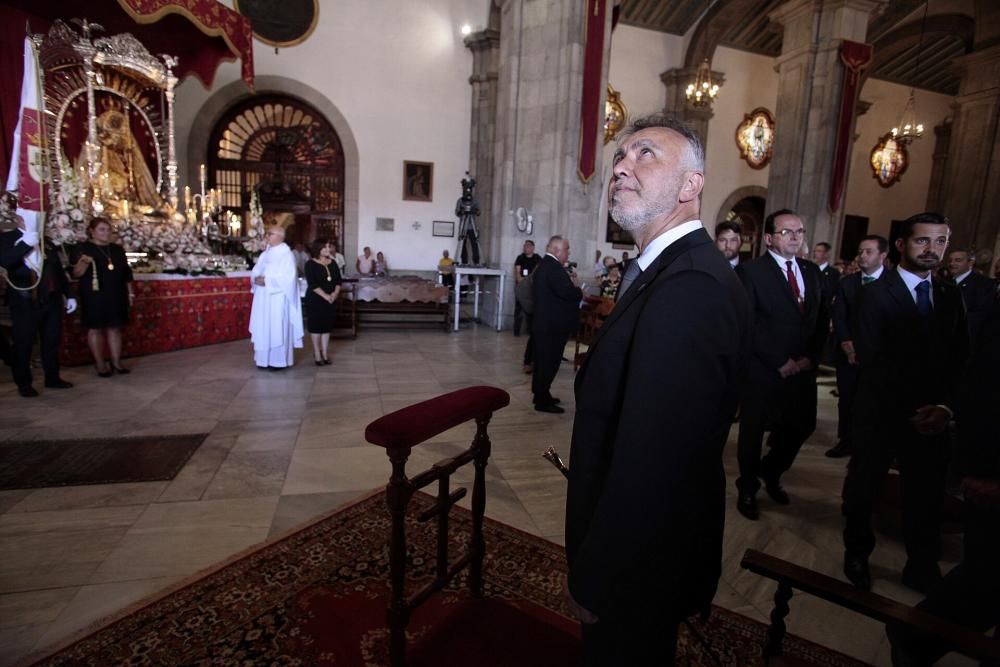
[5,37,45,273]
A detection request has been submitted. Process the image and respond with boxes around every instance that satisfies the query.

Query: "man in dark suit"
[813,241,841,305]
[825,235,888,458]
[734,209,828,520]
[530,235,581,414]
[842,213,969,594]
[565,114,750,664]
[714,220,742,269]
[947,248,995,347]
[1,219,75,397]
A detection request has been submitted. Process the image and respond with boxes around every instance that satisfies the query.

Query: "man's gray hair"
[546,235,565,252]
[620,113,705,170]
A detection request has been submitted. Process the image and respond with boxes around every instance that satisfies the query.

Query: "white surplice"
[249,243,304,368]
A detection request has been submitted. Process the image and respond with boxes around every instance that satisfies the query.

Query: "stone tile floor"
[0,328,973,665]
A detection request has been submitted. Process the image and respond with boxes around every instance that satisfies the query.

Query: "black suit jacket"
[736,254,827,384]
[0,231,69,306]
[957,271,996,346]
[531,254,581,338]
[819,264,841,307]
[854,268,969,424]
[566,228,750,620]
[831,271,882,344]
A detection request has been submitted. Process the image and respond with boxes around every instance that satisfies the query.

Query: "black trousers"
[9,296,63,389]
[580,612,679,666]
[522,314,534,365]
[513,300,525,336]
[531,327,567,405]
[736,370,817,494]
[842,424,949,564]
[886,500,1000,665]
[835,349,859,444]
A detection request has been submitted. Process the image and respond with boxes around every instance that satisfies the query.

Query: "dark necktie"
[785,260,803,312]
[915,280,932,316]
[618,260,642,300]
[862,275,875,285]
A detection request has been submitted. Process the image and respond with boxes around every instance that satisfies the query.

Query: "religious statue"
[76,106,160,213]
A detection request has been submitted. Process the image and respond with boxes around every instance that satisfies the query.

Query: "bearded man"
[249,225,303,369]
[565,114,750,665]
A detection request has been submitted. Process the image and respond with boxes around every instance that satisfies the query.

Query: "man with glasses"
[249,225,303,369]
[735,209,827,520]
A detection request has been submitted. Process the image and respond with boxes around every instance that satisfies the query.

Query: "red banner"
[578,0,607,183]
[829,40,873,213]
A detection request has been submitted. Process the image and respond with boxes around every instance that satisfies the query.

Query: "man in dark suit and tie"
[1,218,75,397]
[813,241,841,305]
[530,235,581,414]
[842,213,969,594]
[825,235,888,458]
[947,248,995,347]
[735,209,828,520]
[565,114,750,664]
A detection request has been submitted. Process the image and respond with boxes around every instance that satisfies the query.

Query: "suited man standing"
[0,220,75,397]
[735,209,828,520]
[714,220,742,269]
[813,241,841,304]
[825,235,888,458]
[842,213,969,594]
[530,236,581,414]
[565,114,750,664]
[948,248,994,347]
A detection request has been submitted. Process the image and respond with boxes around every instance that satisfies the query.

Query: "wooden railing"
[365,386,511,667]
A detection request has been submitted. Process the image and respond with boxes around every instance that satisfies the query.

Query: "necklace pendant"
[108,263,115,271]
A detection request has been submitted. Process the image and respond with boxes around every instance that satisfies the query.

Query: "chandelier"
[891,90,924,145]
[685,59,719,107]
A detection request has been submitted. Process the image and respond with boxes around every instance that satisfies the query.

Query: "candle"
[184,186,191,212]
[200,164,206,185]
[122,200,129,218]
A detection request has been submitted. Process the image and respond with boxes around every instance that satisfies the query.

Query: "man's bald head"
[266,225,285,247]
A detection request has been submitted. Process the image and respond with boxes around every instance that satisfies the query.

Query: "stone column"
[485,0,610,328]
[926,119,952,214]
[465,28,501,261]
[765,0,883,254]
[660,66,725,149]
[938,44,1000,251]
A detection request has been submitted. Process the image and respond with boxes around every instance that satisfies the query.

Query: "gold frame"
[402,161,433,202]
[234,0,320,48]
[604,84,628,145]
[735,107,775,170]
[869,133,909,188]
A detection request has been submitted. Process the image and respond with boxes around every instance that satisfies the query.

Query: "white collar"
[818,262,829,271]
[862,265,884,280]
[955,269,972,284]
[729,256,739,268]
[897,265,933,291]
[636,220,703,271]
[768,249,799,270]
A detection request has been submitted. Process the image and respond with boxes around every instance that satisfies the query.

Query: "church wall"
[172,0,489,272]
[844,79,955,243]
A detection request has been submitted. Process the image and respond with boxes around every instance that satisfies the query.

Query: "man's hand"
[254,276,266,286]
[911,405,950,435]
[840,340,857,365]
[795,357,813,373]
[777,358,800,379]
[563,578,598,624]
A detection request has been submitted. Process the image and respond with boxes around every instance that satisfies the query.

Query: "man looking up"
[714,220,742,269]
[826,235,887,458]
[842,213,969,593]
[566,114,749,664]
[735,209,827,520]
[530,236,580,413]
[249,225,303,369]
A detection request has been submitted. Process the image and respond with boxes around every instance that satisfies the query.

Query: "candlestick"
[184,186,191,212]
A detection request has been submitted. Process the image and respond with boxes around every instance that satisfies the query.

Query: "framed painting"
[403,161,433,202]
[432,220,454,237]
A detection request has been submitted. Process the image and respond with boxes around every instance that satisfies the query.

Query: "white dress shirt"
[897,266,935,307]
[767,250,805,298]
[862,265,884,281]
[635,220,704,271]
[954,269,972,285]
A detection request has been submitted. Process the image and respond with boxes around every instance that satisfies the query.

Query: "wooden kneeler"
[365,386,511,667]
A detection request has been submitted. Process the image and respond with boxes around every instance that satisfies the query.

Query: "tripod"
[456,209,481,265]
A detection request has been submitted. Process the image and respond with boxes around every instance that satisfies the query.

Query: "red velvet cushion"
[365,386,510,450]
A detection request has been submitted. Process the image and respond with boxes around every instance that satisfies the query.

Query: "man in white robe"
[249,225,303,368]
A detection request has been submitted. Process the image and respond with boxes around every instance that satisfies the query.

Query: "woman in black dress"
[71,217,134,377]
[304,238,342,365]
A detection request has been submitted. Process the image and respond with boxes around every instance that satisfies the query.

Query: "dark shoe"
[825,442,852,458]
[736,493,759,520]
[18,385,39,398]
[844,555,871,590]
[315,360,324,366]
[111,366,130,375]
[901,560,942,594]
[44,379,74,389]
[98,370,113,378]
[550,397,562,405]
[764,479,790,505]
[323,358,332,365]
[535,403,565,414]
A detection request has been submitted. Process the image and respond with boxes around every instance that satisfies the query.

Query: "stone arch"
[715,185,768,226]
[186,75,360,268]
[715,184,768,257]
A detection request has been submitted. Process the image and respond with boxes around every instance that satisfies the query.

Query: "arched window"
[207,94,344,243]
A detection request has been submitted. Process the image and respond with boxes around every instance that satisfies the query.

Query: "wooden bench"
[740,549,1000,665]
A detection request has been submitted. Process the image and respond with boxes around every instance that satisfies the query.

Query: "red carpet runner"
[30,491,867,666]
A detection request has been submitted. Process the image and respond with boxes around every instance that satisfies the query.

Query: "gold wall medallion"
[604,85,628,145]
[735,108,775,169]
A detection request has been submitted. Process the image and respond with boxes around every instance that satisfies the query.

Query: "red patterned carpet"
[29,491,868,666]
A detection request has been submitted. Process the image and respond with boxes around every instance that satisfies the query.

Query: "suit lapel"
[582,229,708,367]
[798,258,816,316]
[885,269,920,317]
[766,255,801,313]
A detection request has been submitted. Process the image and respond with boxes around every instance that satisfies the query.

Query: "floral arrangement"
[45,161,88,246]
[242,190,266,254]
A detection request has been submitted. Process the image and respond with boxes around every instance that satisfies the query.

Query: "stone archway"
[186,76,360,269]
[716,185,768,257]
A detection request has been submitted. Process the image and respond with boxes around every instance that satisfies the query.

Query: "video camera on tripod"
[455,172,481,265]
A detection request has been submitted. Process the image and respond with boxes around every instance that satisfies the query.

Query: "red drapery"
[829,40,873,213]
[0,0,254,187]
[577,0,607,184]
